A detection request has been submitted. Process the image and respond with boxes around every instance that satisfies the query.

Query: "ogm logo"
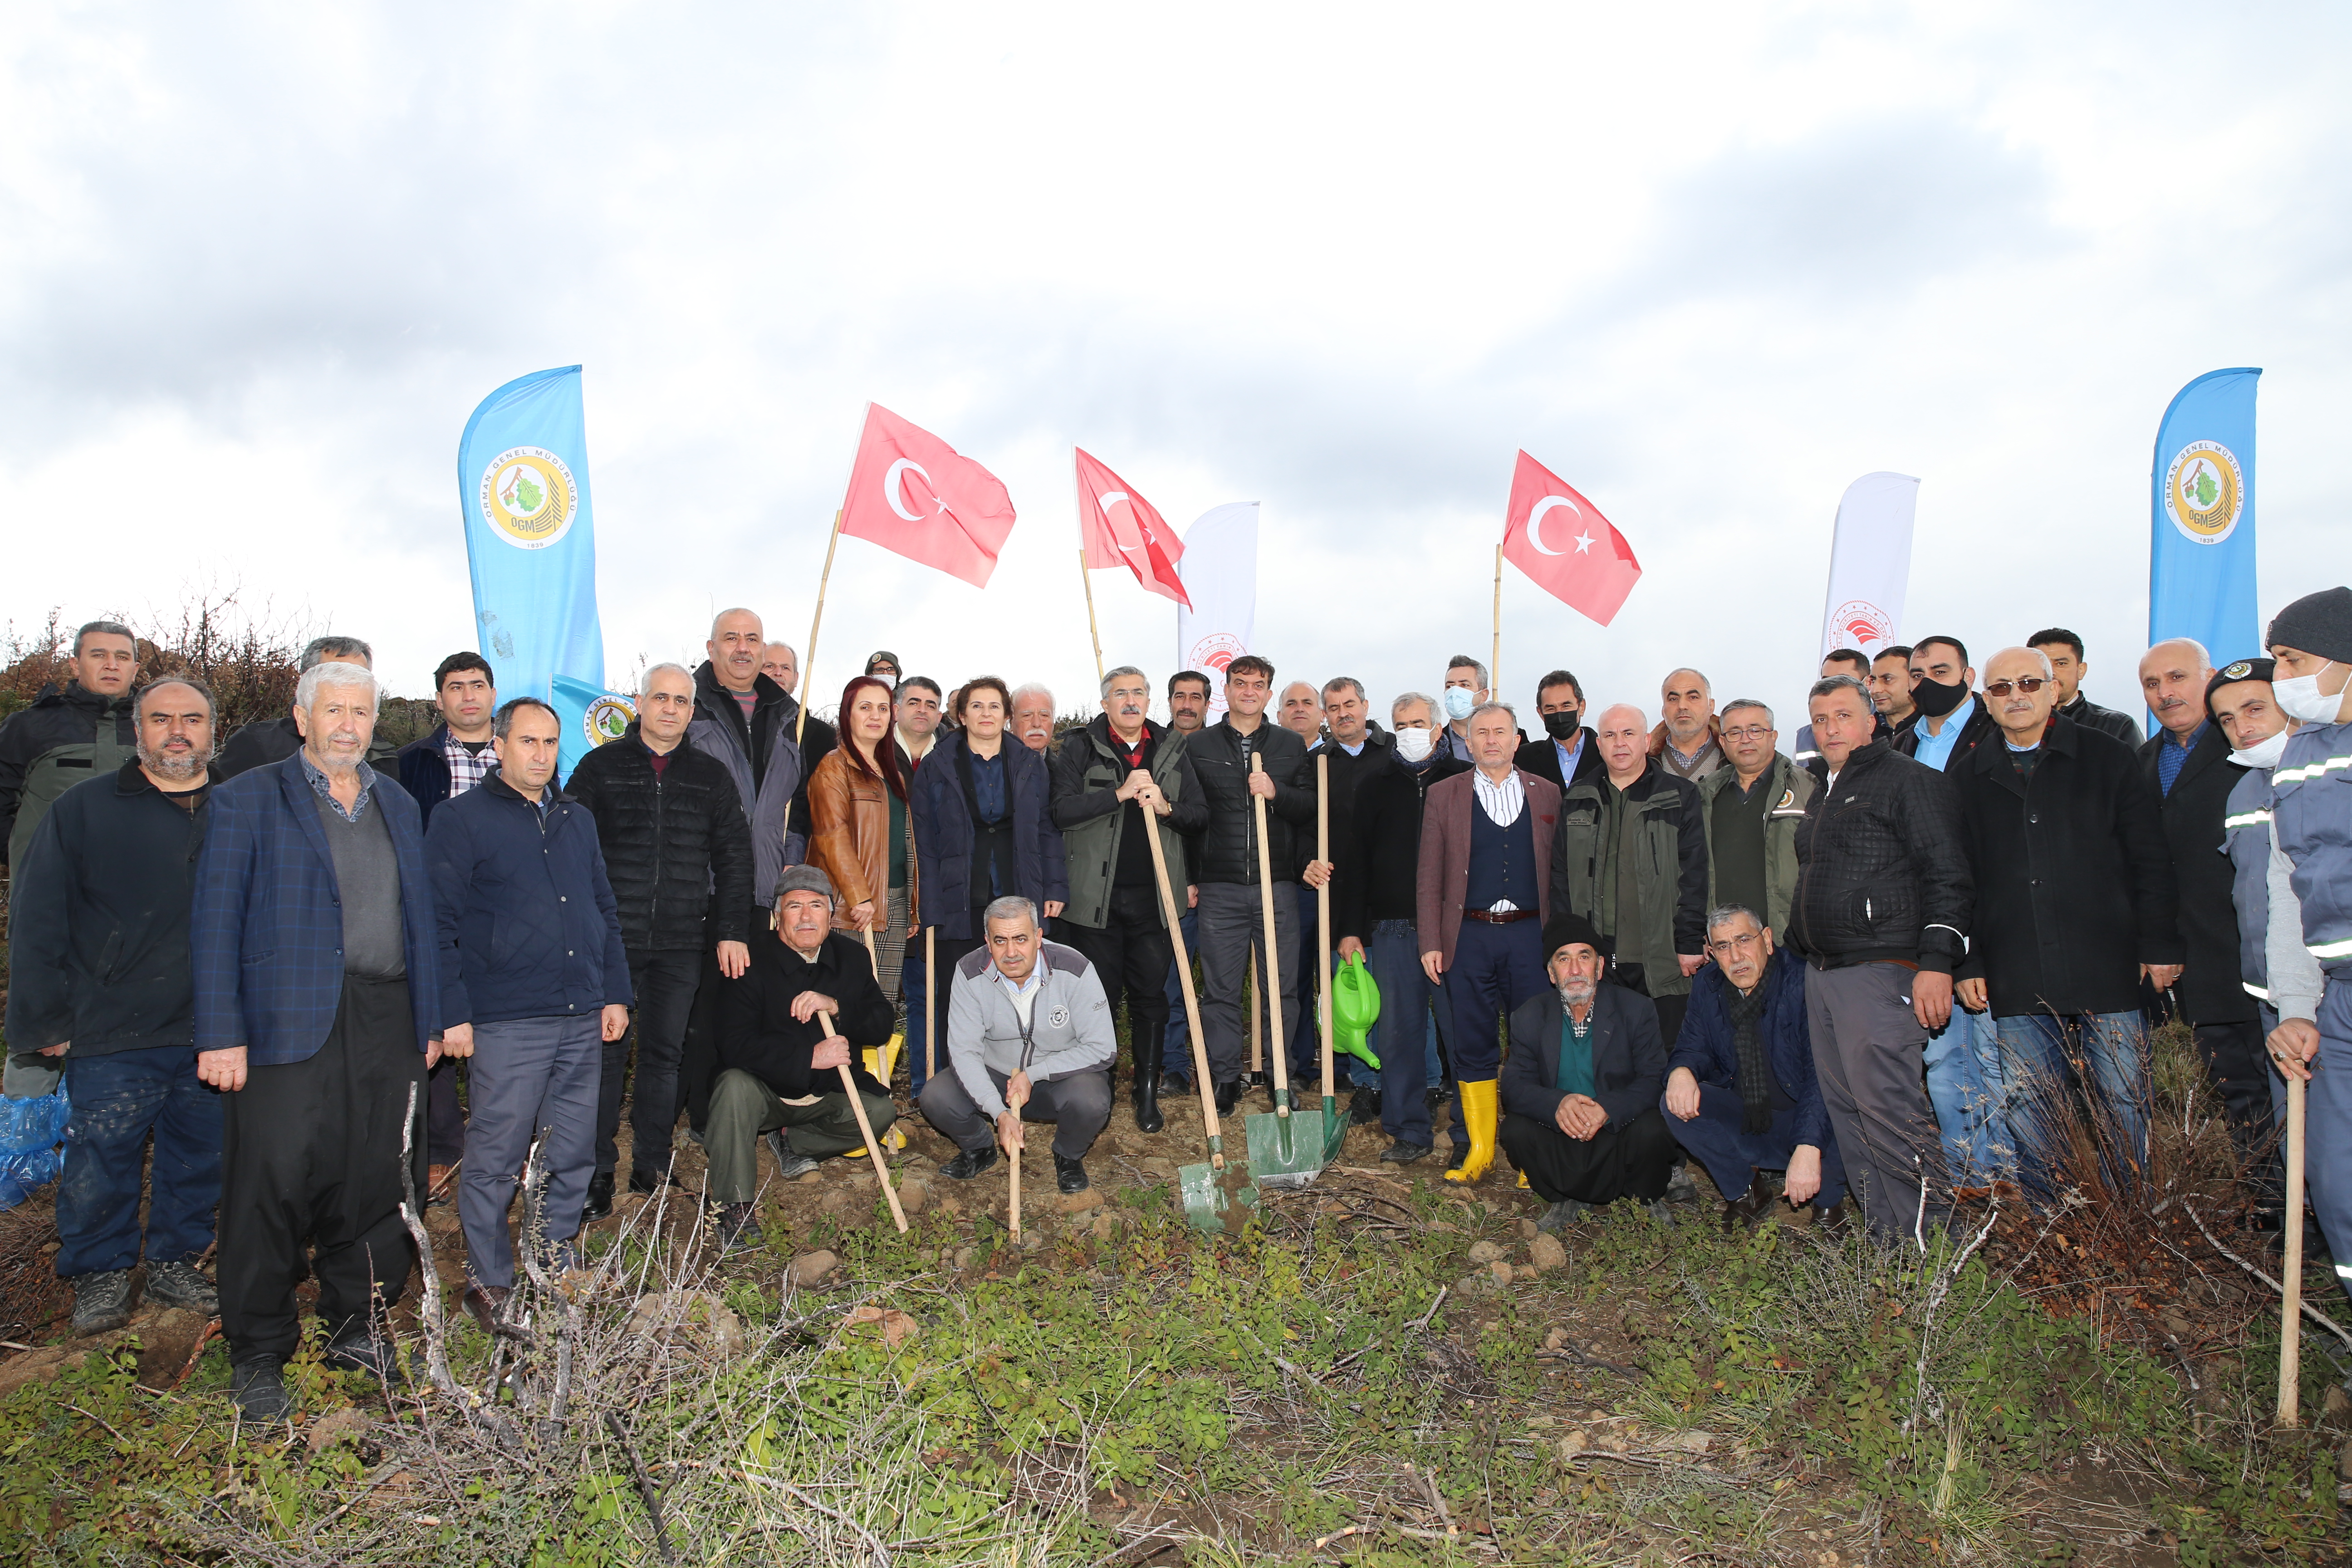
[2165,440,2244,545]
[1830,599,1894,651]
[480,446,579,550]
[584,695,635,748]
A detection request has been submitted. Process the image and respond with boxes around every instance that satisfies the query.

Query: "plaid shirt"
[442,730,493,797]
[298,750,377,823]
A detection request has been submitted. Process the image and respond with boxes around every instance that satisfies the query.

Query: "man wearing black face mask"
[1515,671,1604,791]
[1893,637,1995,775]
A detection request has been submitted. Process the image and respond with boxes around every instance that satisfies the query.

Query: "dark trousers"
[461,1014,602,1290]
[1441,918,1547,1148]
[1059,885,1174,1079]
[903,928,932,1094]
[1368,918,1435,1146]
[219,976,424,1362]
[1664,1083,1848,1208]
[1805,961,1950,1241]
[56,1045,222,1278]
[1501,1107,1676,1205]
[2192,1018,2279,1199]
[425,1056,466,1165]
[920,1065,1113,1162]
[1613,961,1690,1050]
[1196,881,1303,1085]
[597,948,701,1183]
[1161,907,1200,1085]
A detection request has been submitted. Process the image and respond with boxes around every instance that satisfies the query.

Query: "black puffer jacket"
[1185,718,1316,885]
[566,725,755,952]
[1788,740,1973,974]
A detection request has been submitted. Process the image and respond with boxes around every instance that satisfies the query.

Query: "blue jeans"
[1924,1006,2006,1183]
[903,929,932,1095]
[57,1046,223,1278]
[1162,908,1200,1087]
[1663,1082,1847,1209]
[1366,919,1435,1146]
[1291,885,1353,1088]
[1994,1010,2147,1197]
[1440,919,1547,1149]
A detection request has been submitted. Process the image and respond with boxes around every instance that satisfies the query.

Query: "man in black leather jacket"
[1185,656,1317,1114]
[1786,674,1972,1243]
[567,663,754,1215]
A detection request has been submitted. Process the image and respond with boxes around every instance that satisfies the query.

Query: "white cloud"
[4,0,2349,730]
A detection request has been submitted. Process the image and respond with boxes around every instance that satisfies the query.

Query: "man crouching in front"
[707,866,897,1252]
[922,896,1116,1194]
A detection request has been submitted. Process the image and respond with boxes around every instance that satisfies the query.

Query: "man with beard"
[1661,906,1847,1231]
[1651,669,1725,781]
[7,676,226,1334]
[1514,669,1601,791]
[1157,671,1213,1095]
[1499,913,1674,1232]
[1893,637,1994,774]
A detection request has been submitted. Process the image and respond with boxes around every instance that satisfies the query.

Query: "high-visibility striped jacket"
[2271,719,2352,975]
[2222,767,2277,1001]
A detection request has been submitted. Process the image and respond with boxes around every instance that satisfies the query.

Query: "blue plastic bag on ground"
[0,1075,70,1210]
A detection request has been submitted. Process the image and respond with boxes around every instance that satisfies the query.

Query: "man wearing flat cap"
[1498,912,1674,1233]
[707,864,897,1252]
[2261,586,2352,1308]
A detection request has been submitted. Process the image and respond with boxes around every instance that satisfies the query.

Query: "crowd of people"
[4,591,2350,1423]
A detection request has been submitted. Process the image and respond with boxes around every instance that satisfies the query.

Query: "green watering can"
[1330,951,1383,1072]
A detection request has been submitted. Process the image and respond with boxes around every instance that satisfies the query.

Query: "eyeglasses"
[1721,725,1774,742]
[1983,678,2048,697]
[1705,930,1763,955]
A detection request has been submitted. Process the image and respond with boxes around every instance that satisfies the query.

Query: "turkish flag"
[1074,448,1191,609]
[1500,450,1642,626]
[836,404,1017,588]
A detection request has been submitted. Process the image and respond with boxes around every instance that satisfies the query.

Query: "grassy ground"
[0,1029,2346,1565]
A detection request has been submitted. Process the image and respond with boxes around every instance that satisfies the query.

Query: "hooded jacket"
[686,661,804,906]
[566,723,755,953]
[6,760,217,1055]
[0,681,139,869]
[1049,715,1206,928]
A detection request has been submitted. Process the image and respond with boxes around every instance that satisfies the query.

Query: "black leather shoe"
[324,1328,411,1385]
[1349,1087,1383,1126]
[1214,1080,1244,1116]
[1720,1171,1773,1233]
[1054,1155,1089,1193]
[1381,1140,1431,1165]
[940,1146,1000,1181]
[581,1171,614,1222]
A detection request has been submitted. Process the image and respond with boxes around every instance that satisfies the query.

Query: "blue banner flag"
[549,673,634,779]
[457,366,606,711]
[2149,368,2261,676]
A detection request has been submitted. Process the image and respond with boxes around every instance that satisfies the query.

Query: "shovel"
[818,1011,908,1233]
[1242,753,1343,1188]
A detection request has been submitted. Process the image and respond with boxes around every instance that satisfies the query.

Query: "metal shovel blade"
[1178,1161,1258,1232]
[1244,1098,1346,1190]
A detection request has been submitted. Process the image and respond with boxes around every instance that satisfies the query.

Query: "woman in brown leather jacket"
[806,675,917,1001]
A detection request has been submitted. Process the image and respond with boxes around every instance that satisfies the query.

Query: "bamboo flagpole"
[1490,543,1504,704]
[797,509,845,748]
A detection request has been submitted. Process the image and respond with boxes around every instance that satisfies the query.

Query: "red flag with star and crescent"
[1501,449,1642,626]
[836,403,1018,588]
[1073,447,1190,608]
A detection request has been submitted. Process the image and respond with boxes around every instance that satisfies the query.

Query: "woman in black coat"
[910,677,1068,1086]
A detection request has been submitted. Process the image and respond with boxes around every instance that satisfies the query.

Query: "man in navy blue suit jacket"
[192,663,449,1422]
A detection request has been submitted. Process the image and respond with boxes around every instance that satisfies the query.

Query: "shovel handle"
[1251,755,1290,1117]
[1317,752,1335,1104]
[818,1011,908,1233]
[1142,785,1224,1166]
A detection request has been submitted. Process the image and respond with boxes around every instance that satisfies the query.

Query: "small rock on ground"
[623,1290,745,1359]
[787,1250,839,1289]
[1466,1239,1505,1264]
[1529,1232,1567,1273]
[1056,1187,1103,1214]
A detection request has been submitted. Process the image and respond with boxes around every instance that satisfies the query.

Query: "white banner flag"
[1175,501,1258,717]
[1818,472,1920,659]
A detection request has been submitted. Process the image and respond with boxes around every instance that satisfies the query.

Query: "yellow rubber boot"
[1445,1078,1499,1184]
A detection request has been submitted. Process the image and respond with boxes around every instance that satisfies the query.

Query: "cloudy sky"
[4,2,2347,730]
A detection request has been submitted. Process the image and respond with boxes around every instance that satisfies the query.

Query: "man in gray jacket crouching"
[922,895,1116,1193]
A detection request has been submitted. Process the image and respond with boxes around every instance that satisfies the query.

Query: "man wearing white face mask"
[1333,693,1459,1161]
[2262,586,2352,1309]
[2213,659,2298,1220]
[1435,656,1490,764]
